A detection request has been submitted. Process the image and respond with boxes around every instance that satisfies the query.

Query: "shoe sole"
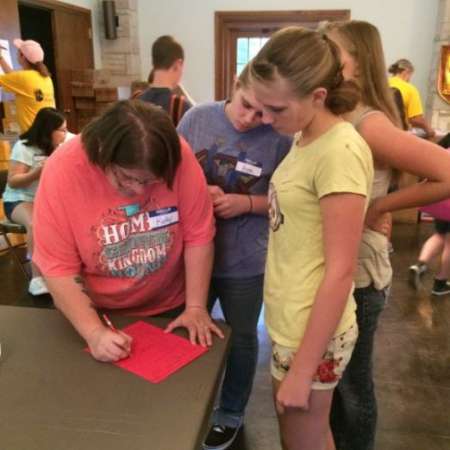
[431,289,450,296]
[203,427,241,450]
[203,439,237,450]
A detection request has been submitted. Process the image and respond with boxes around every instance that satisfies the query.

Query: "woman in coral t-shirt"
[33,100,223,362]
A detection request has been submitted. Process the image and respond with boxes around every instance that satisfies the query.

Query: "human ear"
[312,87,327,106]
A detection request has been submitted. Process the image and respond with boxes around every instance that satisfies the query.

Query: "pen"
[102,313,118,333]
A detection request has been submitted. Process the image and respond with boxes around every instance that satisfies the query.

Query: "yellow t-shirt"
[388,76,423,121]
[264,122,373,348]
[0,70,55,132]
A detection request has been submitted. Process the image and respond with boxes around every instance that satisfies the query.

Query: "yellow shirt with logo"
[388,76,423,121]
[264,122,373,348]
[0,70,55,132]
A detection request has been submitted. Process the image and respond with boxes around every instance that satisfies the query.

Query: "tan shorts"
[271,324,358,390]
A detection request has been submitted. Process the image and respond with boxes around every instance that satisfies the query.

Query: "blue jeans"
[208,275,264,428]
[330,285,387,450]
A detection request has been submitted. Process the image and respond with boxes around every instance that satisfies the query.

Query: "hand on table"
[165,307,224,347]
[86,326,133,362]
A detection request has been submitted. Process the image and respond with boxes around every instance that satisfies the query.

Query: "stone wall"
[427,0,450,131]
[97,0,142,87]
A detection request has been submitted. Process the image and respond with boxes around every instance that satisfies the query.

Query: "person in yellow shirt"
[0,39,55,132]
[388,58,435,138]
[249,27,374,450]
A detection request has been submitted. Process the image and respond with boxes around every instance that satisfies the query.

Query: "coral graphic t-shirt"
[33,135,215,316]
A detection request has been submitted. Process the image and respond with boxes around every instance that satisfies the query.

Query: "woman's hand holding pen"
[86,321,132,362]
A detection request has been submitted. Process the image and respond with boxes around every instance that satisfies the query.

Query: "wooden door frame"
[215,10,350,100]
[18,0,90,14]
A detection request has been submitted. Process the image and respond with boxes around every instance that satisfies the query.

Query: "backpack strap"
[169,94,186,126]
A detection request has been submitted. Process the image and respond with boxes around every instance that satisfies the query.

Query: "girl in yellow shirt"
[0,39,55,132]
[249,27,374,450]
[388,58,435,138]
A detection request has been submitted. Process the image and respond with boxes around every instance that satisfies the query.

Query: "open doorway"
[18,3,58,107]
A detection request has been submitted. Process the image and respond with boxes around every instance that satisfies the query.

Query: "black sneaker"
[408,263,427,290]
[203,424,240,450]
[431,279,450,296]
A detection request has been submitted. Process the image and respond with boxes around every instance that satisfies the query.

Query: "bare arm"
[213,193,268,218]
[359,113,450,217]
[0,53,13,73]
[184,242,214,310]
[275,193,366,411]
[45,275,132,362]
[165,242,224,345]
[208,184,268,218]
[7,161,42,188]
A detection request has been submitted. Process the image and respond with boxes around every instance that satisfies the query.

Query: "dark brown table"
[0,306,229,450]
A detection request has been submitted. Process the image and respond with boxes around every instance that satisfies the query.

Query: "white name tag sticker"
[149,207,179,229]
[235,160,262,177]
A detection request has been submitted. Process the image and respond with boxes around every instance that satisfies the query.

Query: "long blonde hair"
[324,20,401,126]
[249,26,360,115]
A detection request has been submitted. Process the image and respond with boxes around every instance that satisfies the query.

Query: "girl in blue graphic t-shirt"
[177,64,292,450]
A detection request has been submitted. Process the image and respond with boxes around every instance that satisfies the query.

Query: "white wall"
[138,0,439,105]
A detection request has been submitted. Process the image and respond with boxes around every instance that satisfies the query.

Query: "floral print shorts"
[271,324,358,390]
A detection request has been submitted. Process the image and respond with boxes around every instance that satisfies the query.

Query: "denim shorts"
[271,324,359,390]
[3,201,24,221]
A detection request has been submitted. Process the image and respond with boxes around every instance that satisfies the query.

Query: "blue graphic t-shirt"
[178,101,292,278]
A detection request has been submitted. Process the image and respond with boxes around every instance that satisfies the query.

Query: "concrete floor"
[1,222,449,450]
[222,222,450,450]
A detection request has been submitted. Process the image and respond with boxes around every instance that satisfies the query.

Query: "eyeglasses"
[111,165,159,188]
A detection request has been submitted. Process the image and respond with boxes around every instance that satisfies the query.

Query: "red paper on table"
[113,321,208,383]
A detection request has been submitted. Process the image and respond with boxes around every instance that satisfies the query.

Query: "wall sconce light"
[103,0,119,40]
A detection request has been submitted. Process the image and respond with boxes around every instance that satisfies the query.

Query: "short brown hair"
[152,35,184,70]
[82,100,181,188]
[249,27,360,115]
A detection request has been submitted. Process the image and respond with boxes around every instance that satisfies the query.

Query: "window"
[215,10,350,100]
[236,36,269,76]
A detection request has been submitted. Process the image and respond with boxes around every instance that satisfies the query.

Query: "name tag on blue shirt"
[235,160,262,177]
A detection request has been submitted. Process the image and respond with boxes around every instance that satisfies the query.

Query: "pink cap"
[13,39,44,64]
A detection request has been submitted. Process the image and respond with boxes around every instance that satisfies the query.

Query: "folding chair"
[0,169,30,279]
